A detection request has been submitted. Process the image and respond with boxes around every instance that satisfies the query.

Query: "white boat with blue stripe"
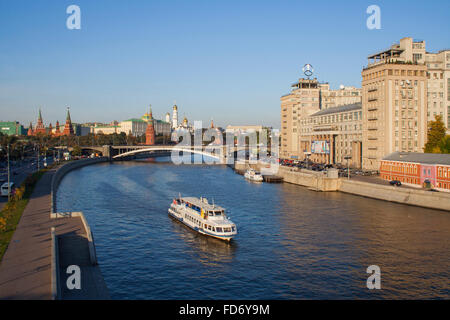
[168,196,237,241]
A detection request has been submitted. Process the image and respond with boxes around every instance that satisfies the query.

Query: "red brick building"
[381,152,450,191]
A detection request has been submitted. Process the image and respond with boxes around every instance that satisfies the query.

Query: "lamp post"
[1,144,12,201]
[7,144,11,201]
[36,144,40,171]
[344,155,352,180]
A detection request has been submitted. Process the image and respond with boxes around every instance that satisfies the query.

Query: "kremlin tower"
[145,105,155,145]
[27,108,75,136]
[62,107,74,136]
[34,109,47,135]
[55,120,61,136]
[27,122,33,136]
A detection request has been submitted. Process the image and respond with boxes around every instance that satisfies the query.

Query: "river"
[56,158,450,299]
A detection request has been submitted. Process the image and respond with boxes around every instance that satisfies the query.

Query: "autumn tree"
[424,115,447,153]
[438,135,450,154]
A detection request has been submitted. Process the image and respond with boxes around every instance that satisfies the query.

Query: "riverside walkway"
[0,166,109,299]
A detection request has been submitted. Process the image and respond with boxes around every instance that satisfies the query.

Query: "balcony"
[368,117,378,121]
[368,98,378,102]
[368,107,378,111]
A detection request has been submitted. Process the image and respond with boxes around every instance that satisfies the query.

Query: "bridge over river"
[56,144,263,164]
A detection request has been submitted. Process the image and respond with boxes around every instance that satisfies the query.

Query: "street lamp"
[7,144,10,201]
[344,155,352,180]
[0,144,11,201]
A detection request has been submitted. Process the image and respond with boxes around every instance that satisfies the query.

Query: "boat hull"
[244,174,263,182]
[168,208,234,242]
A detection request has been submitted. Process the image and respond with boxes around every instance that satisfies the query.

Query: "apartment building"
[280,78,321,159]
[319,84,362,109]
[425,49,450,132]
[361,37,428,170]
[280,74,364,162]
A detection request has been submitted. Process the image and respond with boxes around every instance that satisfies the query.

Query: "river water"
[56,158,450,299]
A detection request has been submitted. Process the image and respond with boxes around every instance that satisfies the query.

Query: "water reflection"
[56,158,450,299]
[168,215,236,266]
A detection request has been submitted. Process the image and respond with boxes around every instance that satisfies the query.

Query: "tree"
[72,145,82,156]
[438,135,450,154]
[424,115,447,153]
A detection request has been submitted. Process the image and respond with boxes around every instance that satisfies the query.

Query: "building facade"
[280,76,363,165]
[0,121,26,136]
[425,49,450,132]
[92,112,171,137]
[380,152,450,191]
[362,37,428,170]
[319,84,362,109]
[299,103,363,167]
[280,78,321,159]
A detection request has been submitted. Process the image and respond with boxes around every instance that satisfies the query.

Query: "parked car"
[389,180,402,186]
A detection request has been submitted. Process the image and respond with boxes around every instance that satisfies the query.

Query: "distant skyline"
[1,0,449,129]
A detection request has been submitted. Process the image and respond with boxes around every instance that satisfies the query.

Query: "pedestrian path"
[0,167,109,299]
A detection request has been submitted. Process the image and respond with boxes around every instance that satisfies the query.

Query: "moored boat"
[244,168,263,182]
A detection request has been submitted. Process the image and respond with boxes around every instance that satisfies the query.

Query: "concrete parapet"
[51,212,98,265]
[50,158,109,299]
[339,179,450,211]
[51,227,60,300]
[278,166,340,192]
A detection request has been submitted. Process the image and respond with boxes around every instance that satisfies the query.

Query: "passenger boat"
[168,196,237,241]
[244,168,263,182]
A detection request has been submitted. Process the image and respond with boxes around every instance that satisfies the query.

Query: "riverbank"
[339,179,450,211]
[0,158,110,299]
[0,169,47,262]
[233,161,450,211]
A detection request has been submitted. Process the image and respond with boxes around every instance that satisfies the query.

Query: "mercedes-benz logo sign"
[302,64,314,77]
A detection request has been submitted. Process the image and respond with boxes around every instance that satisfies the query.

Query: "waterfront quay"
[236,161,450,211]
[0,159,109,299]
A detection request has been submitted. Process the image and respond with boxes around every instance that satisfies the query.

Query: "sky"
[0,0,449,129]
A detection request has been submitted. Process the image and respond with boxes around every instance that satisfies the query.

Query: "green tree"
[424,115,447,153]
[72,145,82,156]
[438,135,450,154]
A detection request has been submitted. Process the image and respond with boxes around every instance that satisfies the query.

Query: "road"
[0,157,55,211]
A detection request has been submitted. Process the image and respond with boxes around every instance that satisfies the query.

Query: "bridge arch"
[112,146,222,161]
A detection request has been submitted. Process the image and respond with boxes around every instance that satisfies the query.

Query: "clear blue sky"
[0,0,449,128]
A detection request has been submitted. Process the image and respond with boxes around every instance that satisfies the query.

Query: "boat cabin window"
[231,226,236,232]
[224,227,231,233]
[216,227,223,233]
